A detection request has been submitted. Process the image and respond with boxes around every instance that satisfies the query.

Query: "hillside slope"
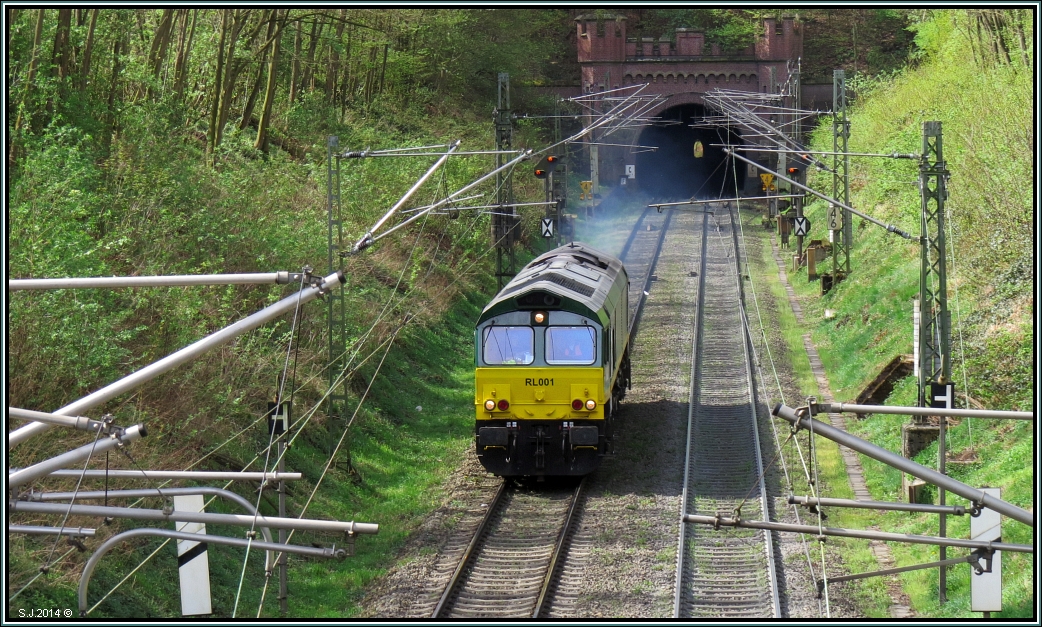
[791,9,1033,618]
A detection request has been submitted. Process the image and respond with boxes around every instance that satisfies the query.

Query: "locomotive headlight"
[497,399,510,411]
[585,399,597,411]
[484,399,496,411]
[534,312,545,324]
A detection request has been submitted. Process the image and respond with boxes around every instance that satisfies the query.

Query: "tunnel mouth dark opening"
[635,103,741,201]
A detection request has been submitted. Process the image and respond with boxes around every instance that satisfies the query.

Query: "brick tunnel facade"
[574,14,804,199]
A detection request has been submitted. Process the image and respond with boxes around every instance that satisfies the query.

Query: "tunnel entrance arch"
[634,103,742,201]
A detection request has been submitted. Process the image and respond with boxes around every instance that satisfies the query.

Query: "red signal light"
[534,155,559,179]
[497,399,510,411]
[572,399,583,410]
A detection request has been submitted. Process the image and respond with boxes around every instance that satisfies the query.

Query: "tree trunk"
[987,10,1012,64]
[52,9,74,80]
[241,10,276,130]
[326,11,347,104]
[289,18,302,104]
[340,26,352,118]
[135,9,148,44]
[72,9,84,72]
[240,53,266,131]
[1014,9,1030,70]
[208,10,230,159]
[255,10,284,153]
[9,8,46,167]
[6,8,17,52]
[172,9,196,101]
[378,43,388,97]
[303,15,324,93]
[147,8,176,98]
[363,44,378,104]
[103,34,125,161]
[78,9,99,91]
[214,10,251,154]
[148,9,176,78]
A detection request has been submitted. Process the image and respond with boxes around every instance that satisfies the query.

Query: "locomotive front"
[474,243,629,477]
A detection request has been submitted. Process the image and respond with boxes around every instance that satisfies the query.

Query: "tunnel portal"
[634,103,742,201]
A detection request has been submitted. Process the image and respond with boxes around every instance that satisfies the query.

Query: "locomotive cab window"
[545,326,596,365]
[482,326,534,365]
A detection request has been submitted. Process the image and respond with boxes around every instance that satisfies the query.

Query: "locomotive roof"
[477,242,627,325]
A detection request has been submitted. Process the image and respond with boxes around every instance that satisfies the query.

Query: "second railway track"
[675,204,780,618]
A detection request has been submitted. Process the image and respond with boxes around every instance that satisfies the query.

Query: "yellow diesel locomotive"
[474,242,630,476]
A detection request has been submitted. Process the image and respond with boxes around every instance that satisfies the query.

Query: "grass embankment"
[770,13,1032,619]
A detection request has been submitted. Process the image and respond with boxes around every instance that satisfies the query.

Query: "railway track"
[431,478,585,618]
[674,203,781,618]
[431,201,673,618]
[620,207,673,339]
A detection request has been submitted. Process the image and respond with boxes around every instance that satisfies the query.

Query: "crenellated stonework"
[576,14,803,117]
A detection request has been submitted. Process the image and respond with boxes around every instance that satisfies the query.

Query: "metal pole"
[10,273,294,291]
[495,72,514,291]
[11,501,380,534]
[278,437,288,614]
[8,407,104,432]
[327,135,346,464]
[650,195,805,208]
[342,150,516,157]
[833,69,851,274]
[822,402,1031,420]
[725,146,918,159]
[822,552,988,587]
[35,469,302,481]
[682,514,1033,553]
[352,140,461,252]
[78,528,345,616]
[8,271,345,449]
[724,149,913,239]
[9,525,96,537]
[772,404,1034,527]
[370,150,532,246]
[919,120,951,603]
[789,495,968,515]
[30,486,277,571]
[9,425,146,489]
